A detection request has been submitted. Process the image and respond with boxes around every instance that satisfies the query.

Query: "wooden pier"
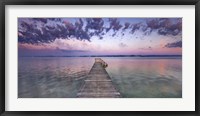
[77,58,121,98]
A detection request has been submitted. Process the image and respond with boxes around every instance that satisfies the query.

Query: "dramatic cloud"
[18,18,182,45]
[165,41,182,48]
[18,18,90,44]
[145,18,182,36]
[85,18,105,38]
[108,18,123,32]
[105,18,123,37]
[130,22,142,34]
[31,18,48,23]
[123,22,131,31]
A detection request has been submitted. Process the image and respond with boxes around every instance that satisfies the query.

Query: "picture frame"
[0,0,199,115]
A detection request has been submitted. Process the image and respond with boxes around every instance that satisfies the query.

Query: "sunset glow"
[18,18,182,56]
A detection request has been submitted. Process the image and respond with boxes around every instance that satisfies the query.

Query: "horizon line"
[18,54,182,57]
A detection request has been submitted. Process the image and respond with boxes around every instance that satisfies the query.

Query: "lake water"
[18,57,182,98]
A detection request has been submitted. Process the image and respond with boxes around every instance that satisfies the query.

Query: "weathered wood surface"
[77,58,121,98]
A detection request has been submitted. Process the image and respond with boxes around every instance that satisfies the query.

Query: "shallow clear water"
[18,57,182,98]
[18,57,93,98]
[104,57,182,98]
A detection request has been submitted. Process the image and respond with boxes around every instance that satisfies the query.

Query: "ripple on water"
[18,57,182,98]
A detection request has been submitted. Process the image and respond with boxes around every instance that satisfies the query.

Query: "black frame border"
[0,0,199,116]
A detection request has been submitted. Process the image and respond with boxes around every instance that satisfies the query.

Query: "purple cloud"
[165,41,182,48]
[146,18,182,36]
[18,18,182,45]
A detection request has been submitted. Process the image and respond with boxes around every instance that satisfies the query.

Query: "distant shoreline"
[19,55,182,58]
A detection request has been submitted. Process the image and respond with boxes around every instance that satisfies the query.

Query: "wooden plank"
[77,58,121,98]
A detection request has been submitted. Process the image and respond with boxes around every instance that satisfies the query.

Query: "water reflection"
[18,57,93,98]
[104,57,182,98]
[18,57,182,98]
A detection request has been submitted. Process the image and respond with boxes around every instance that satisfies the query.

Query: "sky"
[18,18,182,56]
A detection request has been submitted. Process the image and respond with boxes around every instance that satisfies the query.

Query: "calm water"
[18,57,182,98]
